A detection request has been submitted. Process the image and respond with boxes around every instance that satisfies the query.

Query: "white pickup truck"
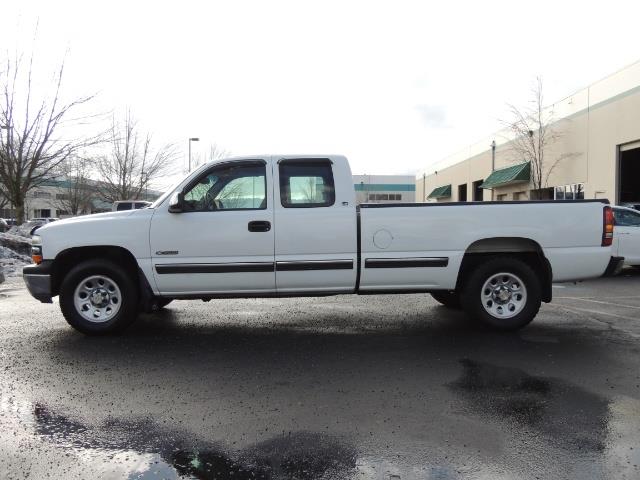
[24,155,621,334]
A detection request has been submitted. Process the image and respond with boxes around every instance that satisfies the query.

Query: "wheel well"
[51,246,139,296]
[456,238,553,303]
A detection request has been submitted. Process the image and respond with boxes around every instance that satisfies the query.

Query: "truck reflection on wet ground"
[33,403,357,479]
[449,359,609,453]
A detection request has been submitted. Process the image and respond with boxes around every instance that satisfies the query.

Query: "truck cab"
[149,155,357,295]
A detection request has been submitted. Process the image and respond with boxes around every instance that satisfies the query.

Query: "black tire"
[460,257,541,330]
[430,291,461,309]
[59,259,139,335]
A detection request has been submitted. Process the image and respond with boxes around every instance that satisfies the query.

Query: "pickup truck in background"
[23,155,622,335]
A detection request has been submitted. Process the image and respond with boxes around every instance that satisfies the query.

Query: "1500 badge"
[155,250,179,255]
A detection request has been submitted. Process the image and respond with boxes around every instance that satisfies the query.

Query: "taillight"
[602,206,614,247]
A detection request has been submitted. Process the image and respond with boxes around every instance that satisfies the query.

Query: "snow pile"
[0,233,33,280]
[0,231,31,255]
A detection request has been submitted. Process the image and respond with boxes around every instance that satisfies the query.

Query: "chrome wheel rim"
[73,275,122,323]
[481,272,527,319]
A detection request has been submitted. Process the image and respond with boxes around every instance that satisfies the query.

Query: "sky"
[2,0,640,188]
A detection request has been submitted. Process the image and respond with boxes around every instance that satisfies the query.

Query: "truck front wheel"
[461,257,541,330]
[59,259,139,335]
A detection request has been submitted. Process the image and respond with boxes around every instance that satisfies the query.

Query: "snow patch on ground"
[0,233,32,281]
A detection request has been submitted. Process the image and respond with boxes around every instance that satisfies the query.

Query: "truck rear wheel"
[461,257,541,330]
[59,259,139,335]
[430,291,461,309]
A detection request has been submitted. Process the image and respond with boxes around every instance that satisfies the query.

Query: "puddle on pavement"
[448,359,609,452]
[2,398,357,479]
[2,364,639,479]
[448,359,640,478]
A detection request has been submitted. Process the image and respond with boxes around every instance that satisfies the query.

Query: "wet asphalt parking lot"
[1,270,640,480]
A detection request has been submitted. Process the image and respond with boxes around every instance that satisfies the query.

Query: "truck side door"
[614,208,640,264]
[149,159,275,295]
[273,157,357,293]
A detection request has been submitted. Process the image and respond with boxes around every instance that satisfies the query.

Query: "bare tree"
[0,49,102,223]
[0,186,8,214]
[96,111,179,203]
[51,156,94,216]
[192,143,231,169]
[299,177,319,202]
[502,77,570,199]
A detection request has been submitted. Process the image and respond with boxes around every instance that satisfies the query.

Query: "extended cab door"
[149,159,275,295]
[273,156,358,293]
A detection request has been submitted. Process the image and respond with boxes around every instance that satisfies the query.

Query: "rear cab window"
[116,202,132,211]
[278,160,335,208]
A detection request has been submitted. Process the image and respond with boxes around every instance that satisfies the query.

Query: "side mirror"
[168,192,184,213]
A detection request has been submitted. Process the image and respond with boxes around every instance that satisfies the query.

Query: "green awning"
[481,162,530,189]
[427,184,452,199]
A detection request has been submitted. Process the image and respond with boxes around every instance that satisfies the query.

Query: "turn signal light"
[602,206,614,247]
[31,246,43,264]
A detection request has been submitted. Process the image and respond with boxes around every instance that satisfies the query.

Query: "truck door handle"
[248,220,271,232]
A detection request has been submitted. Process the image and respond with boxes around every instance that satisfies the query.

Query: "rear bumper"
[23,261,53,303]
[602,256,624,277]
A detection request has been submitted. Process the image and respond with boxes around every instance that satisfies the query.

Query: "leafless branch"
[0,47,104,223]
[500,77,569,198]
[50,155,94,216]
[96,110,179,203]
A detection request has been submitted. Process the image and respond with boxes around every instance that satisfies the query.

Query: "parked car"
[23,154,620,335]
[1,218,17,228]
[112,200,151,212]
[31,217,59,223]
[18,220,47,236]
[612,206,640,266]
[620,203,640,211]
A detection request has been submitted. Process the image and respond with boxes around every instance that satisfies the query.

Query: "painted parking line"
[564,295,640,299]
[555,296,640,310]
[550,304,640,339]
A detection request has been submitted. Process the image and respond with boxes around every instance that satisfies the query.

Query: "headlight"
[31,235,43,264]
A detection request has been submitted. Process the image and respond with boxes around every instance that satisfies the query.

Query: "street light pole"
[188,137,200,172]
[490,140,496,201]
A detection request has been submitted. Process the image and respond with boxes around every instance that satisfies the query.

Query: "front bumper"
[23,261,53,303]
[602,256,624,277]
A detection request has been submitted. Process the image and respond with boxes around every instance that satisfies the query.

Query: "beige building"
[417,61,640,206]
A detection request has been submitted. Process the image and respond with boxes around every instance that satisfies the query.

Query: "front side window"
[279,160,335,208]
[182,162,266,212]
